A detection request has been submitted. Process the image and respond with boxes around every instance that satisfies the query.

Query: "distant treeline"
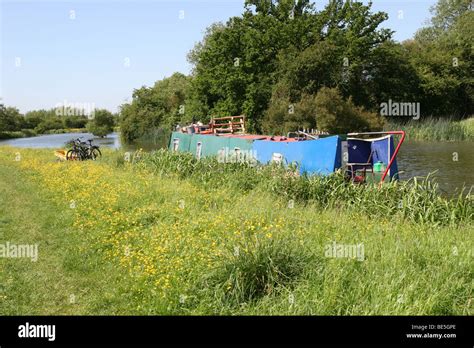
[120,0,473,141]
[0,105,117,139]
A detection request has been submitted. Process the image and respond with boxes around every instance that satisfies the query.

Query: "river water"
[1,133,472,194]
[397,141,473,195]
[0,132,122,150]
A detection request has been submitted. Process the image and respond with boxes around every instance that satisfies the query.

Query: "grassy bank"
[0,147,472,315]
[385,117,474,141]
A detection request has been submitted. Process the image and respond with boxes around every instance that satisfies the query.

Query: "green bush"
[314,87,384,134]
[0,131,25,139]
[35,118,64,134]
[87,109,115,137]
[119,73,191,142]
[20,129,37,137]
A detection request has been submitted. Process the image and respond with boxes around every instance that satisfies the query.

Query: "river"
[1,132,472,194]
[397,141,473,195]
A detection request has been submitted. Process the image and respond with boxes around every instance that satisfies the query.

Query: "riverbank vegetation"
[386,118,474,142]
[0,147,472,315]
[119,0,473,141]
[0,105,118,139]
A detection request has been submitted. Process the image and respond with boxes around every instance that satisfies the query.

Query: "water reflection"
[0,132,122,149]
[397,141,473,195]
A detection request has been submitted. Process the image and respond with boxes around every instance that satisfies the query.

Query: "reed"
[130,149,473,226]
[385,117,474,141]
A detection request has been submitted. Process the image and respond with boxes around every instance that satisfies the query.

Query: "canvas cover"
[347,135,399,180]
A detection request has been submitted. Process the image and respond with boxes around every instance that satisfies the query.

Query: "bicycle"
[85,139,102,160]
[65,138,101,161]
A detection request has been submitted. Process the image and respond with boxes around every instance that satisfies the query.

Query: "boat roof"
[214,134,299,142]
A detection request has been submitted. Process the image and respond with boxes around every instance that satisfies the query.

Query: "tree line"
[120,0,473,142]
[0,105,117,139]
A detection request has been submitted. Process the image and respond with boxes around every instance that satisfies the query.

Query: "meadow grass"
[0,146,472,315]
[128,149,473,227]
[385,117,474,141]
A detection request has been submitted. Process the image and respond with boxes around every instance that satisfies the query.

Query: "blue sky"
[1,0,437,113]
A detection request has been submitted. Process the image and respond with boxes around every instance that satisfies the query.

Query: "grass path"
[0,161,88,314]
[0,160,129,315]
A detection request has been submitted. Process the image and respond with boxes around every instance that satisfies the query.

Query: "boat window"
[196,142,202,159]
[234,147,241,161]
[173,139,179,151]
[272,153,283,164]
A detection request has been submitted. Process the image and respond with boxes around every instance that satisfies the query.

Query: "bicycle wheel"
[66,149,80,161]
[90,148,102,160]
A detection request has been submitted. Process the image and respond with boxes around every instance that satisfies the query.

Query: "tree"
[24,110,54,130]
[119,73,191,142]
[119,0,472,136]
[187,0,392,132]
[263,87,384,134]
[314,87,383,134]
[0,105,23,132]
[406,0,473,118]
[34,117,64,134]
[364,41,422,111]
[429,0,473,32]
[187,1,322,132]
[64,115,89,129]
[87,109,115,137]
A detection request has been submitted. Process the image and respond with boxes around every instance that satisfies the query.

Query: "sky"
[1,0,437,114]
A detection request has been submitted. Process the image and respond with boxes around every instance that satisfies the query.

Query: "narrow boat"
[170,116,405,184]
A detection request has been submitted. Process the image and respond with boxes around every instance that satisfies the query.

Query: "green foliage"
[120,73,191,142]
[263,94,318,134]
[64,115,89,129]
[428,0,473,32]
[0,105,91,136]
[87,109,115,137]
[24,110,53,129]
[25,109,91,133]
[34,117,64,134]
[131,149,473,227]
[0,105,22,132]
[264,87,384,134]
[186,0,392,133]
[271,41,341,103]
[406,0,473,118]
[202,236,310,306]
[0,131,26,140]
[115,0,473,141]
[386,117,474,141]
[314,87,384,134]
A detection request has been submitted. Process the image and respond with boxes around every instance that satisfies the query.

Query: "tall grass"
[117,149,474,227]
[385,117,474,141]
[2,147,472,315]
[199,236,311,309]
